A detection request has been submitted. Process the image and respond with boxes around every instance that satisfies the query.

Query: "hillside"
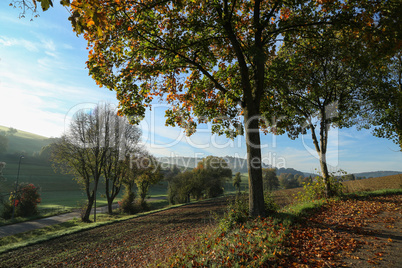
[158,156,402,179]
[0,126,54,156]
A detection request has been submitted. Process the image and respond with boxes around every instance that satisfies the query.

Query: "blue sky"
[0,2,401,174]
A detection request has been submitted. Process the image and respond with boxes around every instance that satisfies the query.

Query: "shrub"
[119,188,138,214]
[2,183,41,219]
[219,195,249,233]
[77,200,89,221]
[136,199,150,212]
[296,176,344,202]
[264,192,279,214]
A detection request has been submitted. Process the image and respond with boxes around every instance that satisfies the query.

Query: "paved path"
[0,197,165,238]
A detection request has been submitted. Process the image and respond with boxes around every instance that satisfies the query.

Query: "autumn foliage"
[62,0,401,217]
[2,183,41,219]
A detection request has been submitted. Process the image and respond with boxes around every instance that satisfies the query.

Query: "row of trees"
[0,128,18,155]
[51,104,161,222]
[167,156,232,204]
[12,0,402,217]
[263,168,312,191]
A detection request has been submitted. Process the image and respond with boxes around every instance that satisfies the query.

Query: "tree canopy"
[362,51,402,151]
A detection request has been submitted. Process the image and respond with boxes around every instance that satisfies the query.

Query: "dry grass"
[342,174,402,193]
[272,187,304,207]
[271,174,402,208]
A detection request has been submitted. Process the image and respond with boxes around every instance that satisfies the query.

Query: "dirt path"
[277,194,402,267]
[0,197,229,267]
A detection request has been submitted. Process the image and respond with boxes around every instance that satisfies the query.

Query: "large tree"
[64,0,389,217]
[267,6,402,196]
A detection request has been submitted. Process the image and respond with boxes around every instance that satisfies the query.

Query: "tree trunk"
[107,197,113,214]
[244,107,266,218]
[82,193,95,222]
[319,108,331,198]
[319,150,331,198]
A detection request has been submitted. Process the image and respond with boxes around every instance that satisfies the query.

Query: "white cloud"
[0,36,39,51]
[41,38,56,51]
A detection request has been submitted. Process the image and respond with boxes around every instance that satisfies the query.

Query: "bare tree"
[52,104,141,221]
[102,107,142,214]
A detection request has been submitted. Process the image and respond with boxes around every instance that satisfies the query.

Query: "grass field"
[343,173,402,192]
[0,126,52,156]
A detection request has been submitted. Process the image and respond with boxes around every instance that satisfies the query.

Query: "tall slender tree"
[267,22,399,196]
[102,105,142,214]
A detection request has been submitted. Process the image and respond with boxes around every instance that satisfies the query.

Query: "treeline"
[262,168,313,191]
[166,156,232,204]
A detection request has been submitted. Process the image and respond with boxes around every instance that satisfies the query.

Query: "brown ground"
[0,175,401,267]
[278,194,402,267]
[0,198,229,267]
[339,197,402,267]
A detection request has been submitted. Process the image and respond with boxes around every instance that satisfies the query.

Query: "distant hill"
[276,167,306,177]
[352,171,402,179]
[157,155,271,173]
[0,126,54,156]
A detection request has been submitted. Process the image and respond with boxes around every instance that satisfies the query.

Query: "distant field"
[271,174,402,207]
[342,174,402,193]
[0,159,169,209]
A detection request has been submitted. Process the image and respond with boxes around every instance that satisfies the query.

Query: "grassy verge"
[342,188,402,198]
[164,198,328,267]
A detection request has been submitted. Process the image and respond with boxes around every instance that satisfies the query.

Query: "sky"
[0,2,401,174]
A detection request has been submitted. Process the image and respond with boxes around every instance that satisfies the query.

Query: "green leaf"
[40,0,53,11]
[60,0,70,6]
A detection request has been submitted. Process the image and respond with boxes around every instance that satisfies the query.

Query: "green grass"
[0,126,52,156]
[342,188,402,198]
